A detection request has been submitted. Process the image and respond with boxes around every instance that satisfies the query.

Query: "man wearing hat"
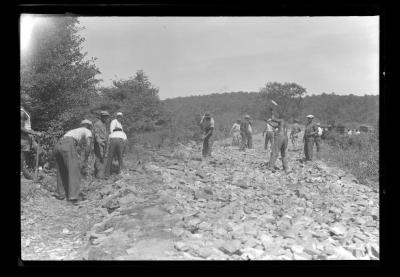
[110,112,124,133]
[303,115,319,161]
[290,119,302,148]
[93,111,110,179]
[53,119,93,203]
[239,115,252,151]
[268,110,289,173]
[200,112,215,157]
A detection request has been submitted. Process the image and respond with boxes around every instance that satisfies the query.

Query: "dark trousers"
[94,141,106,179]
[304,137,314,161]
[269,134,288,171]
[314,136,321,152]
[202,134,213,157]
[54,137,81,200]
[264,131,274,150]
[240,133,252,151]
[105,138,124,177]
[21,151,34,179]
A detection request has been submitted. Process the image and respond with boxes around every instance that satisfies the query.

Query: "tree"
[20,16,101,132]
[258,82,307,121]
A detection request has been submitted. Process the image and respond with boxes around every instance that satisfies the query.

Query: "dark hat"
[204,112,211,118]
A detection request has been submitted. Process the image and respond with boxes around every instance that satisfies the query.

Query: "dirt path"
[20,134,379,260]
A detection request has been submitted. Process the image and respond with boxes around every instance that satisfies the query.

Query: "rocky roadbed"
[20,134,379,260]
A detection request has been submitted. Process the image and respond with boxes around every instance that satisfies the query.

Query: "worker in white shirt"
[53,119,93,203]
[110,112,124,133]
[229,119,241,146]
[315,123,323,152]
[105,128,128,177]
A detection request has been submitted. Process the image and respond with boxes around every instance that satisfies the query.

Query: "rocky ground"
[20,134,379,260]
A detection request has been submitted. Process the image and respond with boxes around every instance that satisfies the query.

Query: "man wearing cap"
[290,119,302,148]
[105,127,128,177]
[239,115,252,151]
[110,112,124,133]
[229,119,241,146]
[53,120,93,203]
[200,112,215,157]
[268,110,289,173]
[21,107,41,180]
[303,115,318,161]
[263,118,275,151]
[93,111,110,179]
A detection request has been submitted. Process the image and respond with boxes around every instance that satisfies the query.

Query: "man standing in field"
[268,111,289,173]
[93,111,110,179]
[290,119,301,148]
[240,115,252,151]
[229,119,241,146]
[105,127,127,177]
[53,120,92,203]
[303,115,318,161]
[200,112,215,158]
[263,118,275,151]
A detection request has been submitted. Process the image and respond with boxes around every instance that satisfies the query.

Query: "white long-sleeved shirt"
[110,118,123,133]
[64,127,92,143]
[230,123,241,134]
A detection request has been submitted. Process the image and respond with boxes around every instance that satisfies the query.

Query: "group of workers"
[21,108,128,204]
[200,109,324,174]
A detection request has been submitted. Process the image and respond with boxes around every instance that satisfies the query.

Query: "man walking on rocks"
[303,115,319,161]
[93,111,110,179]
[240,115,252,151]
[229,119,241,146]
[53,119,93,203]
[105,127,128,177]
[263,118,275,151]
[267,111,289,173]
[200,112,214,158]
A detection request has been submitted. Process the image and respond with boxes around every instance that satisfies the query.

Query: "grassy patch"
[319,131,379,186]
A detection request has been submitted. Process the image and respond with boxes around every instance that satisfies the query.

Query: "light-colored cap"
[306,115,314,118]
[81,119,92,126]
[116,112,123,116]
[244,114,251,119]
[100,111,110,116]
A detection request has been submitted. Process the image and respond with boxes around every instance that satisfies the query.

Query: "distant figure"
[315,123,323,152]
[263,118,275,151]
[268,110,289,173]
[290,119,302,148]
[110,112,124,133]
[93,111,110,179]
[348,129,353,136]
[53,120,93,203]
[229,119,241,146]
[105,128,127,177]
[303,115,318,161]
[355,129,361,135]
[239,115,252,151]
[200,112,215,157]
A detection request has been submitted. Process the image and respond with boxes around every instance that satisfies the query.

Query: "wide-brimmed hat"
[81,119,92,126]
[100,111,110,116]
[204,112,211,118]
[244,114,251,119]
[116,112,123,116]
[306,115,314,118]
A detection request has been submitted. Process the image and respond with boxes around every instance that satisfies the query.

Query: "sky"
[75,17,379,100]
